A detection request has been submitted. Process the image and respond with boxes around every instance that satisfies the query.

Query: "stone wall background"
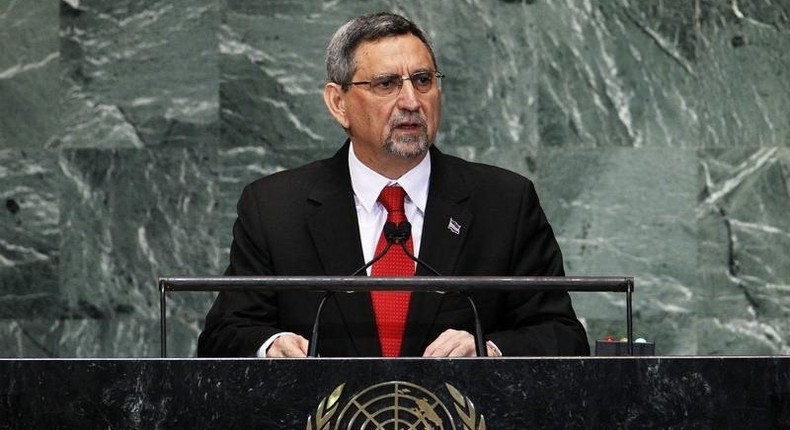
[1,0,788,357]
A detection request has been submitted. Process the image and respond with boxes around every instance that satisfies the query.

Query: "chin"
[385,136,431,159]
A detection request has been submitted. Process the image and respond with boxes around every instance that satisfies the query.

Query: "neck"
[353,147,428,180]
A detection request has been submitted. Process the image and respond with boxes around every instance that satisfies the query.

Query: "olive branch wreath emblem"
[305,382,486,430]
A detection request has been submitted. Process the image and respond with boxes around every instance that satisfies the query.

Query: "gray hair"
[326,12,438,88]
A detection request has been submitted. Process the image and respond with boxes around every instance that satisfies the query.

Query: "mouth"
[392,121,425,132]
[395,124,421,131]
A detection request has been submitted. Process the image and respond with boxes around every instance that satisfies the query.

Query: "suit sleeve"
[197,184,283,357]
[486,179,590,356]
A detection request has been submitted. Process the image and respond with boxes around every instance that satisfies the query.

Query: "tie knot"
[378,185,407,222]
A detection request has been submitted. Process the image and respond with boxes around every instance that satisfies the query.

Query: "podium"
[2,357,789,428]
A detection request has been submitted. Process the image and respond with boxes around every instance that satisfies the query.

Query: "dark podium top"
[2,357,789,429]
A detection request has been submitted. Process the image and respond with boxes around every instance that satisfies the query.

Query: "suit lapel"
[305,142,380,356]
[402,147,473,355]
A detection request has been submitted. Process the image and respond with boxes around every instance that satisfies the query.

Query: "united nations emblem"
[306,381,486,430]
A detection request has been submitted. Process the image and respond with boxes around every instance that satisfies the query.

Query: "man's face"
[341,34,442,165]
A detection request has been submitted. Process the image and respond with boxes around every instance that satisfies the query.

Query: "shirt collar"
[348,141,431,214]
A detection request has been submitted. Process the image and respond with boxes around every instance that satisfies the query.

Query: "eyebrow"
[371,68,433,78]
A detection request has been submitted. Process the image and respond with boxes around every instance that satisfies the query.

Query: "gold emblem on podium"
[306,381,486,429]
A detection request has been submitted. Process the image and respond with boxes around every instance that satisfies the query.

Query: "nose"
[395,78,421,111]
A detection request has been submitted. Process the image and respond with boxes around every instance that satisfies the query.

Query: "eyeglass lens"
[370,72,438,95]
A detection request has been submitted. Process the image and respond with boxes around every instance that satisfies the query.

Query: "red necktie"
[370,185,414,357]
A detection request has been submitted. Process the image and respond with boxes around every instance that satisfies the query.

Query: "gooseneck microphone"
[307,292,333,357]
[308,224,400,357]
[350,222,400,277]
[307,221,487,358]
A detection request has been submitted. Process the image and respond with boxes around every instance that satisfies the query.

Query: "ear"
[323,83,350,129]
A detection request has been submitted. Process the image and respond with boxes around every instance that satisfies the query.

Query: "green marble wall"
[1,0,788,357]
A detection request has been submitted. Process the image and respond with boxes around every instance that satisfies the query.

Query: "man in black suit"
[198,12,589,358]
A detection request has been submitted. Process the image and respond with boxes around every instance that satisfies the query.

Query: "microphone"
[308,223,400,357]
[308,221,487,358]
[351,222,400,276]
[384,221,410,244]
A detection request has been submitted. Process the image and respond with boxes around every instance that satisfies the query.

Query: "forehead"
[352,34,434,75]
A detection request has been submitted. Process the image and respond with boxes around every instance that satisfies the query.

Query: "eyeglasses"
[344,71,444,97]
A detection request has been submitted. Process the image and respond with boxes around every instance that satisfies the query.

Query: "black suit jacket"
[198,142,589,357]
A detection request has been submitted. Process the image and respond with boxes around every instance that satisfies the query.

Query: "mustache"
[389,113,427,128]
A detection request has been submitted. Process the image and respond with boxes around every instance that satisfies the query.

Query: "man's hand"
[422,329,478,357]
[266,334,309,358]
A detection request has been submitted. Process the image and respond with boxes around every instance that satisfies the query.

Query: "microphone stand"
[307,222,488,358]
[307,292,333,358]
[307,240,395,357]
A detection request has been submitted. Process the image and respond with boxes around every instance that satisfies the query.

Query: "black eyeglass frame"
[342,71,445,96]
